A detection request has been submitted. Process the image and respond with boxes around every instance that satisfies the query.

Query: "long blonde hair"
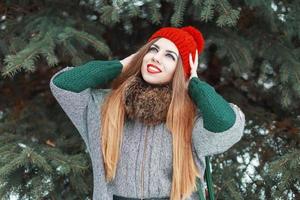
[100,38,200,199]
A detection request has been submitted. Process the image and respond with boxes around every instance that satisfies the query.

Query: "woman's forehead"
[152,38,179,54]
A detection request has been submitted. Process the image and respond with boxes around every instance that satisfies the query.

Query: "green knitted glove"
[53,60,123,93]
[188,77,236,133]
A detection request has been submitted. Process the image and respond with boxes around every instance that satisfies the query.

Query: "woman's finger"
[195,50,198,65]
[189,53,193,67]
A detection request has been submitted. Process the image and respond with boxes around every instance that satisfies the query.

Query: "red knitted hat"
[147,26,205,79]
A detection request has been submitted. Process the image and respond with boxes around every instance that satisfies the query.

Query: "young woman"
[49,26,245,200]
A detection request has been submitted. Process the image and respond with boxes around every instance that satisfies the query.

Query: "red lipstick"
[147,64,161,74]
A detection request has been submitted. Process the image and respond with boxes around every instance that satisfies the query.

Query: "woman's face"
[141,38,179,85]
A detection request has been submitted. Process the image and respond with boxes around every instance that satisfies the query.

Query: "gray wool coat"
[49,67,246,200]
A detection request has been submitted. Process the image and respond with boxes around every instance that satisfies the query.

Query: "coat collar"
[123,75,172,126]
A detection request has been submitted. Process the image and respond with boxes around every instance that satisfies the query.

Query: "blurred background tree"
[0,0,299,199]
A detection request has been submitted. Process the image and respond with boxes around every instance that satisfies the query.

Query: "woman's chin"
[142,75,161,85]
[142,78,172,88]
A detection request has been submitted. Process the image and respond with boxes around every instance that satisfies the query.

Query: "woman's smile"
[147,64,162,74]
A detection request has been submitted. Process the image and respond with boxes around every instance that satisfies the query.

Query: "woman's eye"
[167,54,175,60]
[148,47,175,61]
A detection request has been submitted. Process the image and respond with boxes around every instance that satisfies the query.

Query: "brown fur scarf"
[123,75,173,126]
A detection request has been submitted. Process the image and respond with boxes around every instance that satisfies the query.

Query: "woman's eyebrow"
[152,44,178,58]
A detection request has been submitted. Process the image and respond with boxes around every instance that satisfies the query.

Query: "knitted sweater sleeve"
[49,60,122,152]
[188,77,246,157]
[52,60,123,92]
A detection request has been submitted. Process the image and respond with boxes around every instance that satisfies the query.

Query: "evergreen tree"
[0,0,299,199]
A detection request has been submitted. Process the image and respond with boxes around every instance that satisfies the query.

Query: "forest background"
[0,0,299,199]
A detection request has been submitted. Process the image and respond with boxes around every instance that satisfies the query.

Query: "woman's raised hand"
[189,49,198,81]
[120,52,138,72]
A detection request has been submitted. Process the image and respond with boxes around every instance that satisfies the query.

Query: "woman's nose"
[152,52,163,63]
